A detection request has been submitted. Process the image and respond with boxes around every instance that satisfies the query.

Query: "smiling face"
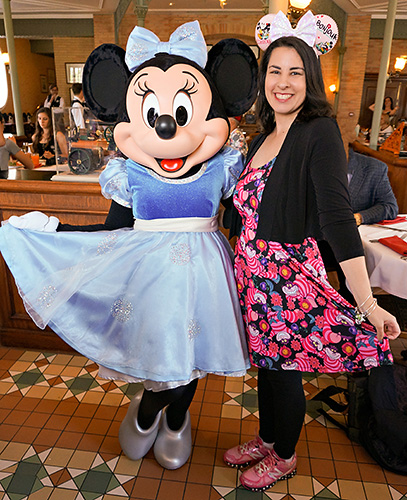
[114,62,229,178]
[264,46,306,121]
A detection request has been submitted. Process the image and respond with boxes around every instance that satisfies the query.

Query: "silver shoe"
[119,391,162,461]
[153,409,192,469]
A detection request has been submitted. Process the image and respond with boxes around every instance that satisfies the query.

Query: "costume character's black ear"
[206,39,258,117]
[82,44,131,123]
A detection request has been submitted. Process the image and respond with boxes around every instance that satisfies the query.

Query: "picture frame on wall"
[40,75,47,93]
[65,63,84,84]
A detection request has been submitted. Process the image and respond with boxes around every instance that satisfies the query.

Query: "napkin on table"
[378,235,407,256]
[376,216,407,225]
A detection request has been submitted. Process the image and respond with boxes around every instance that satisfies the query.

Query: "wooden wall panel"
[0,180,110,351]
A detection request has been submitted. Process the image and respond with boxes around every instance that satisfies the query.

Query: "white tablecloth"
[51,170,101,183]
[359,217,407,300]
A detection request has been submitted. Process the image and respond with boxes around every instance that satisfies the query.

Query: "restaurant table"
[359,216,407,300]
[51,169,101,183]
[8,163,101,182]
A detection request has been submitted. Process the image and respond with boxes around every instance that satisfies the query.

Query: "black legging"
[138,378,198,431]
[258,368,306,460]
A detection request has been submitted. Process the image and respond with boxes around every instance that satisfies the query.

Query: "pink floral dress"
[233,158,393,373]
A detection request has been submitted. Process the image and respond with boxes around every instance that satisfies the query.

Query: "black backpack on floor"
[311,363,407,475]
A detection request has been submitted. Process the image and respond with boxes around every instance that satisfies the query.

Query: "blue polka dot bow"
[125,20,208,72]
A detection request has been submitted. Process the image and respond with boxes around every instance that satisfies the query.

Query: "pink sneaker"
[223,436,271,468]
[240,449,297,492]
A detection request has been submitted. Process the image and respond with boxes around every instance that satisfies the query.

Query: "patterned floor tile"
[0,347,406,499]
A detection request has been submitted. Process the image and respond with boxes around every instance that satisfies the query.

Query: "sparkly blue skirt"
[0,224,249,386]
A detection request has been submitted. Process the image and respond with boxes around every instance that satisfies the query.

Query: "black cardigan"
[229,117,364,263]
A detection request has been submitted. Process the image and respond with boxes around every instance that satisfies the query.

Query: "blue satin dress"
[0,147,249,389]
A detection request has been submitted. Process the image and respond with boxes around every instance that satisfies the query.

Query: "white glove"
[8,211,59,232]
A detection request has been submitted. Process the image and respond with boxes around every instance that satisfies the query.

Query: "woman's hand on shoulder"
[367,305,400,341]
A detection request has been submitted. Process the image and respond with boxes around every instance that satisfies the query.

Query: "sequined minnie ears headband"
[255,10,339,57]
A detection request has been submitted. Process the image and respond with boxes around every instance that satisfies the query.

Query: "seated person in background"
[348,148,398,225]
[377,112,394,144]
[0,114,34,179]
[226,116,248,157]
[71,82,86,131]
[318,144,398,302]
[44,84,65,110]
[32,107,68,166]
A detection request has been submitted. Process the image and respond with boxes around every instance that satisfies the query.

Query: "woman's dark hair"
[32,107,53,153]
[383,96,394,110]
[256,36,332,134]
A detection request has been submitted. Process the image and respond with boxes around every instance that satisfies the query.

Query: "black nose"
[155,114,177,139]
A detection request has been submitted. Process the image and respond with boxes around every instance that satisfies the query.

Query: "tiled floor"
[0,339,406,500]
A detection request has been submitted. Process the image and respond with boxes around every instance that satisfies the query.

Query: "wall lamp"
[388,56,407,81]
[1,52,10,66]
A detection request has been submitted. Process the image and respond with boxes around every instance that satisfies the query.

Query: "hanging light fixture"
[219,0,227,7]
[287,0,312,27]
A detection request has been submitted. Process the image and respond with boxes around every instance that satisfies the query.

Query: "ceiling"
[0,0,406,19]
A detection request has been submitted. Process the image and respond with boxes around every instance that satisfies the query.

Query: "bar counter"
[0,179,110,351]
[352,141,407,213]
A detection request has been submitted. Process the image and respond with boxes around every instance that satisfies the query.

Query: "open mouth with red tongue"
[156,156,187,173]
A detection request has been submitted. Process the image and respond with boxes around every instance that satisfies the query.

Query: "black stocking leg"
[166,378,198,430]
[258,369,306,459]
[138,378,198,430]
[258,368,276,444]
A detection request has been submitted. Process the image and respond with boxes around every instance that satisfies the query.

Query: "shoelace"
[254,453,277,474]
[239,438,260,454]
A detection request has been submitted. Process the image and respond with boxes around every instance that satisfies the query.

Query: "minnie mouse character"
[0,21,258,469]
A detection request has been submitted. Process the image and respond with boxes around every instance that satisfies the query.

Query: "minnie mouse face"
[82,23,258,175]
[114,58,229,179]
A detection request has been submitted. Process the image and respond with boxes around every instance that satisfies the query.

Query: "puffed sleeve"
[99,157,132,208]
[221,146,245,199]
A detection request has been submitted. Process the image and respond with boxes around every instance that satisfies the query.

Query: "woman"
[0,113,34,178]
[223,35,400,492]
[369,95,398,118]
[32,107,67,166]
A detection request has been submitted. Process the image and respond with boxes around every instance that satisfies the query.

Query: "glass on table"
[31,153,40,167]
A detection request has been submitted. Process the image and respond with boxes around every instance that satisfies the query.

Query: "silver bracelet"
[358,293,373,311]
[364,298,378,319]
[355,298,377,324]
